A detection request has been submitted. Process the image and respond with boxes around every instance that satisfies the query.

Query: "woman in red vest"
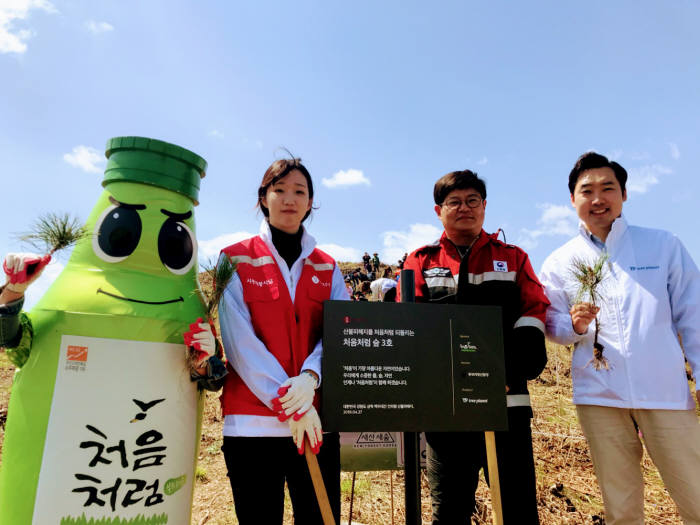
[214,157,347,524]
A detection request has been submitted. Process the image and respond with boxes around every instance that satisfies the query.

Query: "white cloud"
[476,157,488,166]
[517,203,578,251]
[537,204,578,236]
[626,164,672,194]
[607,149,623,161]
[625,151,650,162]
[0,0,57,54]
[669,142,680,161]
[85,20,113,34]
[241,137,263,150]
[381,223,442,263]
[23,259,64,309]
[322,169,371,188]
[317,243,361,262]
[208,129,224,139]
[63,145,105,174]
[198,231,255,262]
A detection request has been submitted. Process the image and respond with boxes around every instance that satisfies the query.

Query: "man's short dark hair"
[568,152,628,194]
[433,170,486,205]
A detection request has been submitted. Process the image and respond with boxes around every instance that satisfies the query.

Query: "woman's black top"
[269,223,303,269]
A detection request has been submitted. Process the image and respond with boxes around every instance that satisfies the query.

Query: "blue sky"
[2,1,699,307]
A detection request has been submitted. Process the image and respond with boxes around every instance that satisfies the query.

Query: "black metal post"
[400,270,421,524]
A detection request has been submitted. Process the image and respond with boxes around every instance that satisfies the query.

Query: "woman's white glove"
[3,253,51,294]
[288,406,323,455]
[183,317,216,366]
[272,371,317,420]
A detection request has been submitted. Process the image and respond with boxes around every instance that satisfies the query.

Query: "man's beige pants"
[576,405,700,525]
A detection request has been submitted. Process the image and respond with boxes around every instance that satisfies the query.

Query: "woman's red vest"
[219,236,335,416]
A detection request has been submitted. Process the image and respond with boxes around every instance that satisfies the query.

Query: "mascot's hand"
[183,317,216,366]
[271,372,317,421]
[288,406,323,455]
[3,253,51,294]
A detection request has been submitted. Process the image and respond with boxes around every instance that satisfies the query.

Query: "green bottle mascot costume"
[0,137,218,525]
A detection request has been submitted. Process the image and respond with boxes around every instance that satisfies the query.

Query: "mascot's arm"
[189,342,227,391]
[0,294,33,368]
[0,253,47,367]
[184,320,228,392]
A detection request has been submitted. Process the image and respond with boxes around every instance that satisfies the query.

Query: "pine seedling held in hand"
[200,254,237,318]
[19,212,86,255]
[185,255,237,370]
[570,253,610,370]
[7,213,86,287]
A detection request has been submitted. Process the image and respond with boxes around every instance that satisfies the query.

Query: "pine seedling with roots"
[185,255,237,370]
[570,253,610,370]
[201,254,237,317]
[19,212,86,255]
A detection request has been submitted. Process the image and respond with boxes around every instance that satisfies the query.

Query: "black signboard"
[322,301,508,432]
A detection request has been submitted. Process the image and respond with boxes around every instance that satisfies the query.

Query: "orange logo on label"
[67,345,88,362]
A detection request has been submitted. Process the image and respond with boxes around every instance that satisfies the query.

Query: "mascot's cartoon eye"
[93,205,142,263]
[158,219,196,275]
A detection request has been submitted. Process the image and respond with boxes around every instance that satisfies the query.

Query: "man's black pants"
[425,408,539,524]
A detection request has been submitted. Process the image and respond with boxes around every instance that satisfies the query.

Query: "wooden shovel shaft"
[485,431,504,525]
[304,436,336,525]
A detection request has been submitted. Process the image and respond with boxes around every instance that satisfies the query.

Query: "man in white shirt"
[539,151,700,525]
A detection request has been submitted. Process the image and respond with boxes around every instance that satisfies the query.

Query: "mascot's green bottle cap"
[103,136,207,205]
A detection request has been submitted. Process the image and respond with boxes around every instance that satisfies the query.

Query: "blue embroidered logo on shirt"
[629,265,659,271]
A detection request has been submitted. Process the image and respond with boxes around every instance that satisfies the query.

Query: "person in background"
[400,169,548,524]
[359,280,371,296]
[353,290,368,301]
[371,252,380,272]
[214,156,348,524]
[350,268,361,287]
[362,251,372,273]
[539,151,700,525]
[398,252,408,270]
[370,275,397,302]
[382,286,397,302]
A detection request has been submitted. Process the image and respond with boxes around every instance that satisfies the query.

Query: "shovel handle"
[304,436,336,525]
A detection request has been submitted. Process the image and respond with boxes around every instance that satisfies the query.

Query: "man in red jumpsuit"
[400,169,549,524]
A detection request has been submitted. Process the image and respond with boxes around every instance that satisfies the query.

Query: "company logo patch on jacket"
[629,265,660,271]
[423,267,456,301]
[423,267,452,278]
[246,277,274,287]
[311,274,331,287]
[493,260,508,272]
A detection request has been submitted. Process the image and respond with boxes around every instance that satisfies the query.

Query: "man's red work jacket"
[399,230,549,410]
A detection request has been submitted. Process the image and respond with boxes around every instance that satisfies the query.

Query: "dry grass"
[1,265,694,525]
[2,344,688,524]
[162,342,690,524]
[523,344,683,525]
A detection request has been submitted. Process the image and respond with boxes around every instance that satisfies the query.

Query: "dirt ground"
[186,343,687,525]
[0,330,691,524]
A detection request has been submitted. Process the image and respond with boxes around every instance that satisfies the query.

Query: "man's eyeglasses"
[441,196,483,210]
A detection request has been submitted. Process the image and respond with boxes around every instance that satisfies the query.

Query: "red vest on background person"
[219,236,335,416]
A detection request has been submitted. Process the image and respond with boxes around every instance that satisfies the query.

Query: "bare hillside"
[0,265,692,524]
